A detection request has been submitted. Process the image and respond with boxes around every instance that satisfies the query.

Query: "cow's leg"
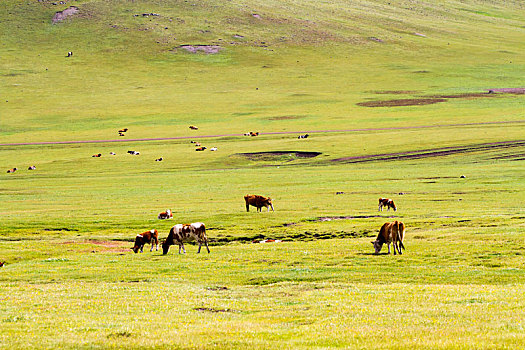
[387,243,391,254]
[246,204,250,212]
[140,245,144,253]
[179,242,186,254]
[393,242,397,255]
[197,242,202,253]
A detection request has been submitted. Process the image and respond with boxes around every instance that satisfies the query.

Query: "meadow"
[1,0,525,348]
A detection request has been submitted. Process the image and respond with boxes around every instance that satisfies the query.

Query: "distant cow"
[162,222,210,254]
[92,154,102,157]
[28,166,36,170]
[244,194,274,212]
[210,147,218,151]
[127,151,140,155]
[118,128,128,133]
[298,134,309,139]
[155,157,163,162]
[189,125,199,130]
[371,221,405,255]
[7,168,17,173]
[195,146,206,151]
[132,229,159,253]
[250,131,259,136]
[158,209,173,220]
[378,198,396,211]
[66,51,73,57]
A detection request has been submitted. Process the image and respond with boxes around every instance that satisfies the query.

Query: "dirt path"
[0,120,523,147]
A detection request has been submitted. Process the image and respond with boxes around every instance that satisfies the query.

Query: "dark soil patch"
[332,140,525,164]
[234,151,321,161]
[357,98,446,107]
[52,6,79,23]
[43,227,78,232]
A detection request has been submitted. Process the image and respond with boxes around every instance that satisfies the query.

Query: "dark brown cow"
[371,221,405,255]
[7,168,17,173]
[189,125,199,130]
[92,153,102,158]
[378,197,397,211]
[195,146,206,151]
[244,194,274,212]
[162,222,210,254]
[132,229,159,253]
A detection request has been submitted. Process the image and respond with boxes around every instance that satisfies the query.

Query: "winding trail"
[0,120,524,147]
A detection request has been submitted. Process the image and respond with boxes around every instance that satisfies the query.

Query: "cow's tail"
[396,221,405,251]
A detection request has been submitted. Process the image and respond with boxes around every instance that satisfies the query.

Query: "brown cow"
[378,197,397,211]
[195,146,206,151]
[158,209,172,220]
[7,168,17,173]
[132,229,159,253]
[371,221,405,255]
[244,194,274,212]
[162,222,210,254]
[189,125,199,130]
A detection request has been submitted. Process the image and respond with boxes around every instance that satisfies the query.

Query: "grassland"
[1,0,525,348]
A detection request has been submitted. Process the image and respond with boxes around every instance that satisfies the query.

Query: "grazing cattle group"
[378,197,396,211]
[244,194,274,212]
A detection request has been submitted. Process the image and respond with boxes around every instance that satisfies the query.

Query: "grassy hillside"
[1,0,524,349]
[1,0,524,143]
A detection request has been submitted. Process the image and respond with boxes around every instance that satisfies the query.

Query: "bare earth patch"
[234,151,321,161]
[52,6,79,23]
[176,45,222,54]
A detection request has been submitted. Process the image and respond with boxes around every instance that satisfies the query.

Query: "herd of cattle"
[133,195,404,256]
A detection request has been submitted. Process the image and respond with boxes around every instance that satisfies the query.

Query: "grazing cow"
[110,152,116,155]
[131,229,159,253]
[28,166,36,170]
[243,132,251,136]
[92,153,102,157]
[162,222,210,254]
[244,194,274,212]
[127,150,140,155]
[378,197,397,211]
[195,146,206,151]
[118,128,128,133]
[7,168,17,173]
[155,157,163,162]
[119,133,125,137]
[0,261,4,267]
[66,51,73,57]
[250,131,259,136]
[194,143,201,147]
[158,209,173,220]
[298,134,309,139]
[189,125,199,130]
[210,147,218,151]
[371,221,405,255]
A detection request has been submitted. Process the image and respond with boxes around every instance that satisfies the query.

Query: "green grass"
[1,0,525,348]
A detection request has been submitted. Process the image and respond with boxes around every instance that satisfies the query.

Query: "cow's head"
[131,245,140,254]
[266,198,274,211]
[371,240,383,254]
[161,240,170,255]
